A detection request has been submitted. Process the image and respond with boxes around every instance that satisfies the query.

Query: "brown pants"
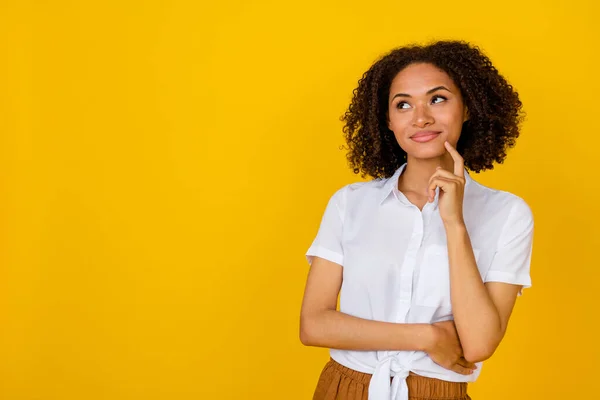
[313,358,471,400]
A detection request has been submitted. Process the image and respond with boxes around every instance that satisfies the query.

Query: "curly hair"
[340,40,525,179]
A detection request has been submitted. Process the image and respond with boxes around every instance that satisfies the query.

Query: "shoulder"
[322,177,389,219]
[467,177,533,224]
[333,177,390,203]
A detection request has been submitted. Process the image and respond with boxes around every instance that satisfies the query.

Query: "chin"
[404,142,447,160]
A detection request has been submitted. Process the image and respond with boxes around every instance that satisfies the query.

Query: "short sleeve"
[305,186,346,266]
[484,197,534,296]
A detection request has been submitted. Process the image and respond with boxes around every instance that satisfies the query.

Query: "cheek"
[453,111,467,132]
[391,127,411,151]
[388,112,410,131]
[439,108,465,131]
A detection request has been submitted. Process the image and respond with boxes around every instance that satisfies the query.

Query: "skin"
[387,62,468,210]
[300,62,523,376]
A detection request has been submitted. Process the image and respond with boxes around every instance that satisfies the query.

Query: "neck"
[398,154,456,196]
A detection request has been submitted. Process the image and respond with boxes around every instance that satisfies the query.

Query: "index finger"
[444,141,464,177]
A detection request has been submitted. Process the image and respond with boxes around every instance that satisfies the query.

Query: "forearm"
[445,222,502,362]
[300,309,432,352]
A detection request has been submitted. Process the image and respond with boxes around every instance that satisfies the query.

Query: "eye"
[396,101,411,110]
[431,95,447,104]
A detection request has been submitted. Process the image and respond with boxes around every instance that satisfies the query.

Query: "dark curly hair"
[340,40,525,179]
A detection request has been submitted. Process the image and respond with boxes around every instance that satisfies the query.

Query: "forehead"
[389,63,457,95]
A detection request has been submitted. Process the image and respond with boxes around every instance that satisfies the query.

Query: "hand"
[426,320,477,375]
[427,141,466,226]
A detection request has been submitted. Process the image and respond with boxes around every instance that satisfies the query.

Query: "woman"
[300,40,534,400]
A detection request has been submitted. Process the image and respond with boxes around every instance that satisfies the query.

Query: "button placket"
[395,210,423,322]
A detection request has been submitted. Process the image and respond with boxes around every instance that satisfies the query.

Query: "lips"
[410,131,441,143]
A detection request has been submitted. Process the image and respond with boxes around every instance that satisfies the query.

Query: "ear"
[463,106,469,123]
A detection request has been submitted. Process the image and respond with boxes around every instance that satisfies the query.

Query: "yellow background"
[1,1,598,399]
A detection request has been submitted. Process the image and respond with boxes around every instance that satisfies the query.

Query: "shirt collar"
[378,164,407,205]
[378,163,473,206]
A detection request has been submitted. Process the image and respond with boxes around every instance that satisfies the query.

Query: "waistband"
[326,358,469,399]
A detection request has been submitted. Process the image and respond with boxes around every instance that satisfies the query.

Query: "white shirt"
[305,162,534,400]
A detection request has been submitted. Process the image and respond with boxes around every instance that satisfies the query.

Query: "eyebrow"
[391,85,452,101]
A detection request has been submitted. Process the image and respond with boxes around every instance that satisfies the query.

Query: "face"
[387,62,468,160]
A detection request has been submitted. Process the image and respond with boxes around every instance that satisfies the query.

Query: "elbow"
[300,308,334,347]
[463,344,497,363]
[461,325,504,363]
[299,324,313,346]
[299,314,318,346]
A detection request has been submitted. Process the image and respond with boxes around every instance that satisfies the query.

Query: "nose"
[412,104,434,128]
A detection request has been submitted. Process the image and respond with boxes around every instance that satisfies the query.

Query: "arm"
[429,141,531,364]
[299,256,477,375]
[444,223,522,363]
[300,257,476,375]
[299,256,430,351]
